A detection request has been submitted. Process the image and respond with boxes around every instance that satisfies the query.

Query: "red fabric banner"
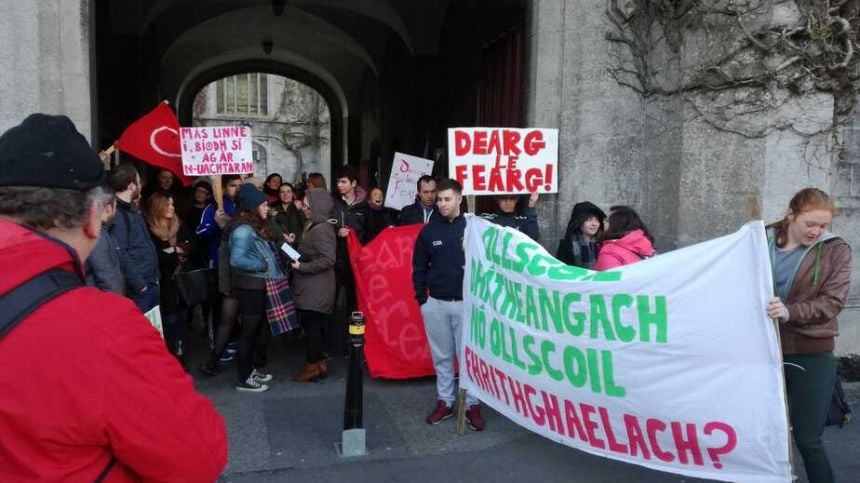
[347,225,435,379]
[115,103,193,186]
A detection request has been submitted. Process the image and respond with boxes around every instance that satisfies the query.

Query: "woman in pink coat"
[594,206,656,270]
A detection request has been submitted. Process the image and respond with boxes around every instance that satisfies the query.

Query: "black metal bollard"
[343,311,365,431]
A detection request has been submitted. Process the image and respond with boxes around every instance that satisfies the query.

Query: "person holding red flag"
[114,102,193,187]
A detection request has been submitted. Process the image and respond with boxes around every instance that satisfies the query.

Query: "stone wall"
[0,0,93,141]
[527,0,860,355]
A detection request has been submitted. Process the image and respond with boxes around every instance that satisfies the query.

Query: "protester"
[332,166,370,352]
[306,172,328,190]
[556,201,606,269]
[765,188,852,483]
[594,205,655,270]
[263,172,283,205]
[198,174,243,362]
[479,192,540,241]
[109,163,160,312]
[145,191,196,363]
[366,186,399,240]
[399,175,439,225]
[85,191,125,294]
[271,182,305,248]
[226,183,283,392]
[412,178,484,430]
[291,188,337,381]
[0,114,227,481]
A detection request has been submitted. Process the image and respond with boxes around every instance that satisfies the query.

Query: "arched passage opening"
[178,60,344,183]
[186,70,333,185]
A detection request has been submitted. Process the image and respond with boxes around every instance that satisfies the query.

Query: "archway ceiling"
[105,0,453,117]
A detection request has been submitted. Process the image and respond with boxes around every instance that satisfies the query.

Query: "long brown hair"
[144,191,179,243]
[767,188,836,248]
[228,207,271,240]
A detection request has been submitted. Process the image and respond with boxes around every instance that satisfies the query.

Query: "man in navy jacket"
[109,163,159,312]
[398,175,439,225]
[412,178,484,431]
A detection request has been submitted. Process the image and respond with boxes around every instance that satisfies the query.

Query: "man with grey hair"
[0,114,227,481]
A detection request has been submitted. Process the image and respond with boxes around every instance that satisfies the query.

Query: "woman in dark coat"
[144,191,196,362]
[270,182,305,248]
[291,188,337,382]
[366,187,399,241]
[556,201,606,269]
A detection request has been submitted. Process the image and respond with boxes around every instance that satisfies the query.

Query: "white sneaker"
[251,369,273,383]
[235,376,268,393]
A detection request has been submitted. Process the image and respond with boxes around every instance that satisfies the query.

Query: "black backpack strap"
[0,269,83,338]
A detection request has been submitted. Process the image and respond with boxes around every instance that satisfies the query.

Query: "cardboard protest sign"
[180,126,254,176]
[347,225,435,379]
[461,216,790,482]
[385,153,435,211]
[448,128,558,195]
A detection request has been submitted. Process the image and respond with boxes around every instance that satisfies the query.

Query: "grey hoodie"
[293,189,337,314]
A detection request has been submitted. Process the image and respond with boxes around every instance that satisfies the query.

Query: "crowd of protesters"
[0,114,850,482]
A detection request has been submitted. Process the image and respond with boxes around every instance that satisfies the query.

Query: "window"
[216,73,268,116]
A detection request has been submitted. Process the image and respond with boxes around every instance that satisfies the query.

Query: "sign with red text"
[180,126,254,176]
[448,128,558,195]
[347,225,435,379]
[385,152,435,211]
[462,216,790,483]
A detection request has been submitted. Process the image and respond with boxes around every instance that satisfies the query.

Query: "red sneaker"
[425,400,454,425]
[466,404,485,431]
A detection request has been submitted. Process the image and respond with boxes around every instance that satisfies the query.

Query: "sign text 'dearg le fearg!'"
[448,128,558,195]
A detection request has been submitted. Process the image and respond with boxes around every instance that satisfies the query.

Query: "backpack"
[826,375,853,428]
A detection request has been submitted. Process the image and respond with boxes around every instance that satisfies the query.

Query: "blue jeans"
[420,297,477,406]
[129,282,160,313]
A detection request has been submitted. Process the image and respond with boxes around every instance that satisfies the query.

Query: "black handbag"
[175,268,216,306]
[825,375,853,428]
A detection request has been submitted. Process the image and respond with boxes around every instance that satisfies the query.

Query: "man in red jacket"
[0,114,228,482]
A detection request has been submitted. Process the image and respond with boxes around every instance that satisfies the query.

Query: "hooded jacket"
[767,228,852,354]
[594,229,655,270]
[556,201,606,268]
[333,185,370,270]
[0,218,227,482]
[293,188,337,314]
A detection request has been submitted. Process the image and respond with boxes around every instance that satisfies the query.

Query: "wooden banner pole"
[214,175,224,212]
[749,197,794,479]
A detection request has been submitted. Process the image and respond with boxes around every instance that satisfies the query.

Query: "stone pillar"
[526,0,657,251]
[0,0,93,141]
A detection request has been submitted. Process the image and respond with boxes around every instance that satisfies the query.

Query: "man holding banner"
[412,179,484,430]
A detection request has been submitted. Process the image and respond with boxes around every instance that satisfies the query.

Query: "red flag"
[114,103,193,186]
[347,225,436,379]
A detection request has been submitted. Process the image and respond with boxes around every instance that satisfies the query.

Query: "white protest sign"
[143,305,164,339]
[180,126,254,176]
[461,216,789,483]
[384,152,434,211]
[448,127,558,195]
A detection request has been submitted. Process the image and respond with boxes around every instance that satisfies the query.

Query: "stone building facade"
[192,74,330,184]
[1,0,857,353]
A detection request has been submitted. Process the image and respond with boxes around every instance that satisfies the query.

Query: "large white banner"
[461,216,790,483]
